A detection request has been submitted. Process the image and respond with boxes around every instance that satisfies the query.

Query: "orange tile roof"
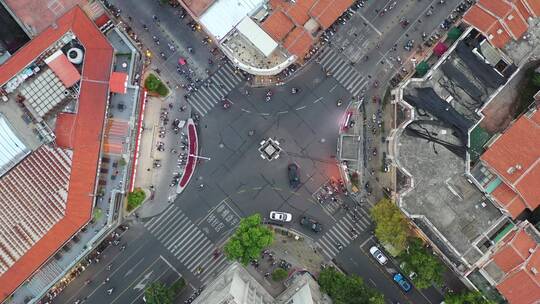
[463,0,532,48]
[521,0,540,16]
[310,0,354,29]
[45,51,81,87]
[0,6,112,301]
[283,27,314,58]
[478,0,512,17]
[3,0,88,35]
[261,10,295,42]
[268,0,316,26]
[180,0,215,17]
[287,0,317,25]
[55,112,77,149]
[491,222,540,304]
[493,229,536,272]
[481,110,540,217]
[110,72,128,94]
[491,183,528,218]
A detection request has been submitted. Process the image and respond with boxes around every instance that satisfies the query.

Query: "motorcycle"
[336,99,343,107]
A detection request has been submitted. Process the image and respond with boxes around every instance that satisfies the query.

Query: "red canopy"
[434,42,448,57]
[109,72,128,94]
[178,57,187,65]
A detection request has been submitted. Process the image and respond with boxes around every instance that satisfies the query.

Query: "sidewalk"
[243,229,325,297]
[131,71,192,218]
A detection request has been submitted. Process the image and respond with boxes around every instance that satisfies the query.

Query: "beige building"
[193,262,329,304]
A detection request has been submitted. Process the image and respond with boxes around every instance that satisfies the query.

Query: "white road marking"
[358,13,382,36]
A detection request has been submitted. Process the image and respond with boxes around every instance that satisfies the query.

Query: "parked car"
[300,216,322,232]
[270,211,292,222]
[393,273,412,292]
[369,246,388,265]
[288,163,300,188]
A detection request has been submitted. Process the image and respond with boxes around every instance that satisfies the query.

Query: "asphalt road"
[52,0,469,303]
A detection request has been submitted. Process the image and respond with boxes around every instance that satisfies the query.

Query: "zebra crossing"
[315,207,372,261]
[317,47,368,97]
[188,62,244,117]
[143,205,230,284]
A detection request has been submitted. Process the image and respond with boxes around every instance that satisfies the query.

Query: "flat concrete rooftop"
[396,121,505,268]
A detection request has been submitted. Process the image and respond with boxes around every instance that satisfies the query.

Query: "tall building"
[176,0,353,75]
[0,6,113,301]
[193,262,329,304]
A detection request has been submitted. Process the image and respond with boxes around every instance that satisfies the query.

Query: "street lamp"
[189,154,211,161]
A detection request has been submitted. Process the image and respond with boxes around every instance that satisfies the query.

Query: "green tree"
[532,72,540,87]
[144,282,174,304]
[224,214,273,265]
[370,199,409,254]
[318,268,384,304]
[399,238,444,289]
[271,268,288,281]
[144,74,160,91]
[127,188,146,211]
[415,61,430,77]
[444,290,495,304]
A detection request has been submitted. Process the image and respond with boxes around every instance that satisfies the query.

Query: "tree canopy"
[224,214,274,265]
[415,61,430,77]
[370,199,409,254]
[144,282,174,304]
[399,237,444,289]
[127,188,146,211]
[444,290,495,304]
[144,74,169,96]
[318,268,385,304]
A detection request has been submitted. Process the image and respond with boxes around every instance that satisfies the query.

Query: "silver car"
[270,211,292,222]
[369,246,388,265]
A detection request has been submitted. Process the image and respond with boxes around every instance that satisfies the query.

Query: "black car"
[300,216,322,232]
[288,163,300,188]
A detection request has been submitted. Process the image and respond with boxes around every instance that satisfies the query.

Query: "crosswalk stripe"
[172,230,204,257]
[151,209,181,235]
[186,242,214,270]
[144,205,174,229]
[334,223,352,240]
[328,227,349,245]
[164,219,194,248]
[318,236,338,257]
[179,237,210,263]
[153,209,183,235]
[200,257,228,283]
[198,251,222,272]
[147,209,177,232]
[189,62,243,116]
[165,222,197,250]
[158,216,189,241]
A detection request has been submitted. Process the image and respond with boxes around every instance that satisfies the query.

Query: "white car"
[369,246,388,265]
[270,211,292,222]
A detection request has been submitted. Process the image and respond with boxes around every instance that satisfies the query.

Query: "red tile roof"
[463,0,533,48]
[491,183,528,218]
[490,222,540,304]
[110,72,128,94]
[0,6,112,301]
[3,0,89,35]
[261,10,295,42]
[179,0,215,17]
[481,109,540,218]
[45,51,81,87]
[283,27,314,58]
[55,112,77,149]
[493,229,536,272]
[269,0,317,25]
[310,0,354,29]
[517,0,540,16]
